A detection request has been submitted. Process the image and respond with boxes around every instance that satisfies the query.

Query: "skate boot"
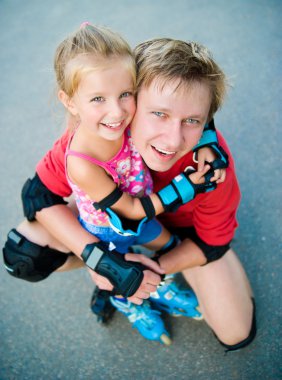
[110,296,171,345]
[150,274,203,320]
[90,288,116,323]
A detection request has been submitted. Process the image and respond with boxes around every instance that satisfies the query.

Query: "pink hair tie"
[80,21,91,29]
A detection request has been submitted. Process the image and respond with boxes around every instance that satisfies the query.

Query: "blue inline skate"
[149,274,203,320]
[110,297,172,345]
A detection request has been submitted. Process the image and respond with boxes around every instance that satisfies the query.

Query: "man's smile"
[151,145,177,159]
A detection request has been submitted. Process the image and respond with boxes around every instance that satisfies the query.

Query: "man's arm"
[18,171,163,302]
[35,203,97,255]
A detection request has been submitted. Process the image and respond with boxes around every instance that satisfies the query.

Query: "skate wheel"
[193,306,204,321]
[160,333,172,345]
[171,313,182,317]
[193,315,204,321]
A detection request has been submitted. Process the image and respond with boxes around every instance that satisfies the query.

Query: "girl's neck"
[70,124,124,162]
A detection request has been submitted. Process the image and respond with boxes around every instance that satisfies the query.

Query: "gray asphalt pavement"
[0,1,281,379]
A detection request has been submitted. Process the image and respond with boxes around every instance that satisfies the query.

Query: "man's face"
[131,78,211,172]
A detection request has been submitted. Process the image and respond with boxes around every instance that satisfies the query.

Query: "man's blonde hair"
[134,38,227,121]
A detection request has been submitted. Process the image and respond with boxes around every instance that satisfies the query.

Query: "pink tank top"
[65,127,153,225]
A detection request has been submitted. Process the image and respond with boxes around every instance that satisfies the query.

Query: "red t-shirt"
[36,129,72,197]
[36,129,240,246]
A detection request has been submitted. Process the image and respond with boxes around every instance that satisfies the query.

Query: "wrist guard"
[81,242,146,297]
[193,119,229,170]
[157,168,216,212]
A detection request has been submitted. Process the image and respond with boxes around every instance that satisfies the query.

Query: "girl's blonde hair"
[54,23,136,98]
[134,38,227,121]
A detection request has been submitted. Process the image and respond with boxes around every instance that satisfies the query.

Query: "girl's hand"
[196,147,226,184]
[188,164,213,185]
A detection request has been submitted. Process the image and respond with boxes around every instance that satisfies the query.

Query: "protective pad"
[193,119,217,152]
[207,145,229,170]
[157,169,216,213]
[93,186,123,211]
[2,229,70,282]
[82,242,146,297]
[193,119,229,169]
[94,191,156,236]
[22,173,67,221]
[106,208,149,237]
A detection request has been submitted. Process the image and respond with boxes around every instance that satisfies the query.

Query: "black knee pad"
[2,229,71,282]
[216,298,257,352]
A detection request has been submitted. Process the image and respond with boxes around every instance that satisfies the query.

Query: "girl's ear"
[58,90,78,116]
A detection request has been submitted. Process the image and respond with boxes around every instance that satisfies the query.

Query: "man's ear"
[58,90,78,116]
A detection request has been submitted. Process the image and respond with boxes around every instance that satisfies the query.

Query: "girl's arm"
[68,155,213,221]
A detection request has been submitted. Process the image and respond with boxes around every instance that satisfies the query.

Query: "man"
[3,38,255,350]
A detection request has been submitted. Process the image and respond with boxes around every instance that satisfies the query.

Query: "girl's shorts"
[79,217,162,253]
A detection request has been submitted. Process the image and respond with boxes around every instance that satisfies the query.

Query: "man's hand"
[124,253,164,304]
[127,269,161,304]
[87,268,113,291]
[87,253,164,304]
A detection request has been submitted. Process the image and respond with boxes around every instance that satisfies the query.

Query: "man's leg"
[182,249,255,348]
[3,219,83,283]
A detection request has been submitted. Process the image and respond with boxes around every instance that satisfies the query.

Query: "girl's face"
[67,58,136,141]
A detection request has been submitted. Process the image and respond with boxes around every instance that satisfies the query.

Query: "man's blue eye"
[120,92,132,98]
[153,111,165,117]
[185,118,198,124]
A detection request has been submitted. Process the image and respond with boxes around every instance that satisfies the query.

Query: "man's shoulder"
[40,129,70,162]
[53,128,71,151]
[36,128,72,197]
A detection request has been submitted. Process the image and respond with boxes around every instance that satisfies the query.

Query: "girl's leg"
[182,249,255,346]
[143,226,172,252]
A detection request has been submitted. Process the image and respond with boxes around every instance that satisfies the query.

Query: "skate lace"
[128,301,159,327]
[156,280,193,301]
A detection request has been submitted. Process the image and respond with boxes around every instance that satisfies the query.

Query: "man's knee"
[216,299,257,352]
[2,229,72,282]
